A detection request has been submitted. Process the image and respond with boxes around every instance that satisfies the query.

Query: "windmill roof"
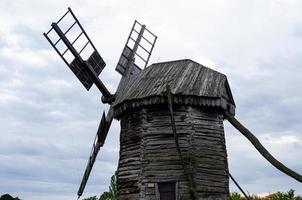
[112,59,235,117]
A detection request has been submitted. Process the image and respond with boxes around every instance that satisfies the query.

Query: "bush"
[231,192,242,200]
[0,194,21,200]
[230,189,302,200]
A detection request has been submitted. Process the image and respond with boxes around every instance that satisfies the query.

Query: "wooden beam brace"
[229,172,250,200]
[224,111,302,183]
[166,84,198,200]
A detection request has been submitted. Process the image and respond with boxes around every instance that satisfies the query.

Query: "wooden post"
[229,173,250,200]
[224,111,302,183]
[166,84,198,200]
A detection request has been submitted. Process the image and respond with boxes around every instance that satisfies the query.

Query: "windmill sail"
[77,21,157,198]
[77,109,114,197]
[44,9,157,198]
[43,8,112,100]
[116,20,157,77]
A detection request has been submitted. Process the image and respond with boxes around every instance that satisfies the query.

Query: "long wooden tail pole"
[224,111,302,183]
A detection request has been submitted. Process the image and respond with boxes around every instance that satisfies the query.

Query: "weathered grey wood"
[225,111,302,183]
[112,59,235,118]
[117,105,230,200]
[166,84,198,200]
[114,59,235,200]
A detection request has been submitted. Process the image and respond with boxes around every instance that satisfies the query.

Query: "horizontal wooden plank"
[117,105,229,199]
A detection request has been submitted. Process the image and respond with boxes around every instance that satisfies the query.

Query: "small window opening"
[158,182,176,200]
[227,103,231,111]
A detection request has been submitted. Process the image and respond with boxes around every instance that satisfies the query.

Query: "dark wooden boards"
[113,59,235,118]
[117,105,230,200]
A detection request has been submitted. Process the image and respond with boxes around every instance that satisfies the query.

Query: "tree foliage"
[0,194,21,200]
[82,196,98,200]
[230,192,242,200]
[230,189,302,200]
[83,173,117,200]
[99,174,117,200]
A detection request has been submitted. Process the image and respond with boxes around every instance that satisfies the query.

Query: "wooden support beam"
[166,84,198,200]
[224,111,302,183]
[229,172,250,200]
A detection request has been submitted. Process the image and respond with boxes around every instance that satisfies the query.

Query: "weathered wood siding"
[118,110,143,200]
[117,105,229,200]
[113,59,235,118]
[188,107,229,199]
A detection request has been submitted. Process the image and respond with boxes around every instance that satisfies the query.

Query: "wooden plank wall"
[118,111,143,199]
[188,107,229,199]
[117,105,229,200]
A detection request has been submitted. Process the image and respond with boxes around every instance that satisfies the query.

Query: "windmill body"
[112,59,235,199]
[45,7,302,200]
[43,8,237,199]
[44,9,237,198]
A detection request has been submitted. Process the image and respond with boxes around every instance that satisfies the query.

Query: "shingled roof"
[112,59,235,117]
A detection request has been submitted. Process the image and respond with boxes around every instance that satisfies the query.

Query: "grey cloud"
[1,0,302,199]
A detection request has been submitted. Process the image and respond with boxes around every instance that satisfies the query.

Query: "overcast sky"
[0,0,301,199]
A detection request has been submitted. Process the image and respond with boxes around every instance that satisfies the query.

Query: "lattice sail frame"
[43,7,107,92]
[44,8,158,198]
[116,20,157,76]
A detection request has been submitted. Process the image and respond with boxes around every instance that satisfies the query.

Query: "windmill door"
[158,182,176,200]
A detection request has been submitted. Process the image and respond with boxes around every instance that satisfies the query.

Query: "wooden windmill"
[44,7,301,200]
